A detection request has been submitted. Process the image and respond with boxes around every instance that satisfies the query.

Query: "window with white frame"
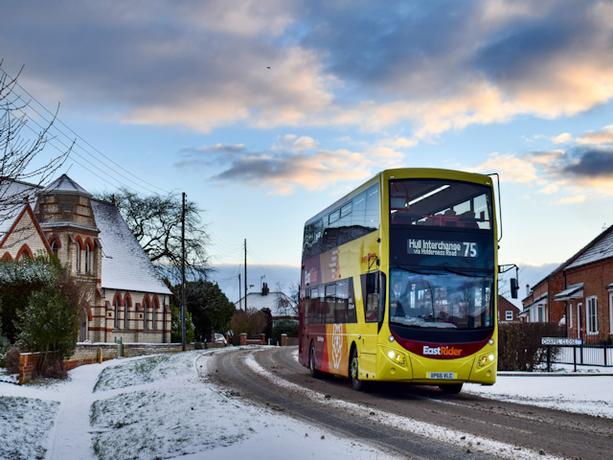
[587,296,598,334]
[505,310,513,321]
[569,303,573,328]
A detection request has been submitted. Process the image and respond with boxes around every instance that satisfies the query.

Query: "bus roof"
[303,167,491,227]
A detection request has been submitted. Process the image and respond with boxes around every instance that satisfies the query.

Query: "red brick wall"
[564,259,613,341]
[548,271,566,325]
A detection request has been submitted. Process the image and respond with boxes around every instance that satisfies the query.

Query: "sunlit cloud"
[176,139,403,194]
[552,133,572,144]
[576,125,613,145]
[2,1,613,138]
[274,134,319,151]
[556,195,586,204]
[469,152,539,183]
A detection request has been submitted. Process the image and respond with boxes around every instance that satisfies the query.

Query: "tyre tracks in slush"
[201,346,612,460]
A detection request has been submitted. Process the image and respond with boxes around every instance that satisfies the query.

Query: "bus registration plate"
[429,372,454,380]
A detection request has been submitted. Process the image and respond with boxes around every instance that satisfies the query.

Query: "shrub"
[4,346,21,374]
[170,303,195,344]
[498,322,563,371]
[230,309,267,345]
[16,285,79,378]
[39,356,68,379]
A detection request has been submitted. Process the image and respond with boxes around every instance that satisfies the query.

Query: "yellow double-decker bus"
[299,168,500,393]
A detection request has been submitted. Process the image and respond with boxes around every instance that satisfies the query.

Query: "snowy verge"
[0,396,59,460]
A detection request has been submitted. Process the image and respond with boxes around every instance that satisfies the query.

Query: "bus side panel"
[324,323,350,377]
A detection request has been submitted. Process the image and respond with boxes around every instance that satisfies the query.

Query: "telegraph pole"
[238,273,242,310]
[244,239,248,311]
[181,192,186,351]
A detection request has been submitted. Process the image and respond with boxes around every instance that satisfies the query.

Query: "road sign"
[541,337,582,346]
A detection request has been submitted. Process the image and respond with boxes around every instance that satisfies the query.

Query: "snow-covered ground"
[0,349,611,460]
[464,365,613,419]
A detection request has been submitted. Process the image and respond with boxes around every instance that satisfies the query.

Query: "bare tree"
[95,188,211,281]
[0,64,70,228]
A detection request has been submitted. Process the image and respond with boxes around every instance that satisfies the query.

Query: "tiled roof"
[565,229,613,270]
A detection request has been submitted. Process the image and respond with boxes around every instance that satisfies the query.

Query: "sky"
[3,1,613,300]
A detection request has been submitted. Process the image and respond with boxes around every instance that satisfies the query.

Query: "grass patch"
[0,397,59,460]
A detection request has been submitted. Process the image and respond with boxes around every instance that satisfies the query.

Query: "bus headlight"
[488,339,494,346]
[387,350,406,365]
[478,354,495,368]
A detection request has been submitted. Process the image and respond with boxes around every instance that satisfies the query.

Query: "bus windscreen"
[389,268,493,330]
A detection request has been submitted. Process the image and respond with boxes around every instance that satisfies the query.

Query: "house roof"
[565,228,613,270]
[552,283,584,301]
[497,295,520,313]
[0,180,38,240]
[42,174,92,197]
[524,292,547,311]
[91,199,171,295]
[235,291,297,317]
[522,224,613,301]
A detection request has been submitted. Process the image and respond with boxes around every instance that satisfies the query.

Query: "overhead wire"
[0,66,169,195]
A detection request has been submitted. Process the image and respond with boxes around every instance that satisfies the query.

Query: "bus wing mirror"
[510,278,519,299]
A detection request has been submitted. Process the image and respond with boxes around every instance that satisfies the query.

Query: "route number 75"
[463,242,477,258]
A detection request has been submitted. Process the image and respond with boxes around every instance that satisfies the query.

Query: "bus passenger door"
[359,271,381,378]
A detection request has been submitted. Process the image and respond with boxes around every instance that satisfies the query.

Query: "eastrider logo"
[423,345,463,357]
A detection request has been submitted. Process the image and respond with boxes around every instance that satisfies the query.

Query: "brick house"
[0,174,172,343]
[498,295,520,322]
[521,225,613,344]
[521,262,565,324]
[553,228,613,344]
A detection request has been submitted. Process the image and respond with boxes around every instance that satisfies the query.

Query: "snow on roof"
[235,291,297,317]
[565,229,613,270]
[91,199,171,295]
[42,174,92,197]
[552,283,584,301]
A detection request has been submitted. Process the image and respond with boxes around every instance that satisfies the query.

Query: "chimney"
[526,284,530,297]
[111,194,116,205]
[262,282,269,296]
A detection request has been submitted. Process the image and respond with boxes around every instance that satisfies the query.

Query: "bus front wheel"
[350,348,367,391]
[439,383,463,394]
[309,343,321,378]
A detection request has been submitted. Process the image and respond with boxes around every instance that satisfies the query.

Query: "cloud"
[556,195,586,204]
[576,125,613,145]
[274,135,319,151]
[176,140,403,194]
[552,133,572,144]
[469,141,613,201]
[3,1,613,137]
[560,148,613,180]
[469,152,539,183]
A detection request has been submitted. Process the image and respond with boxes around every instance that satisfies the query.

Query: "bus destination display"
[407,238,478,258]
